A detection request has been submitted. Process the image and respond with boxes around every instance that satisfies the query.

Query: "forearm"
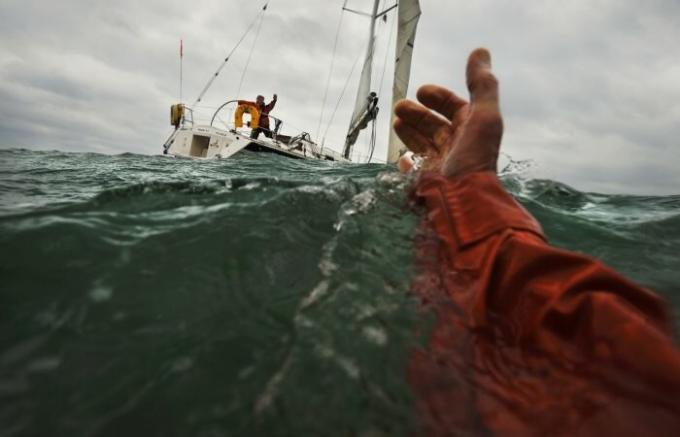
[414,171,680,388]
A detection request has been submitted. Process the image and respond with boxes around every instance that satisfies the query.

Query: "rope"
[367,113,378,163]
[191,2,269,108]
[316,1,348,142]
[236,6,268,99]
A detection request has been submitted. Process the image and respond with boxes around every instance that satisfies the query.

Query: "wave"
[0,148,678,436]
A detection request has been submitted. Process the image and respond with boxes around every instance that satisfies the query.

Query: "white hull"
[164,124,348,162]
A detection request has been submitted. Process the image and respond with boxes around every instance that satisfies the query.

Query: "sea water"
[1,148,678,436]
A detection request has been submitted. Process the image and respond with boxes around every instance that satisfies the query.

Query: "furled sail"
[387,0,421,163]
[343,0,381,160]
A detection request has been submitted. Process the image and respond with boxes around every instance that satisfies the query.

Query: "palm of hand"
[394,48,503,178]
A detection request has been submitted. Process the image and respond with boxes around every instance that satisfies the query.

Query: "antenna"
[179,39,184,102]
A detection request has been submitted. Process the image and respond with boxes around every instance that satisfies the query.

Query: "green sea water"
[1,148,678,436]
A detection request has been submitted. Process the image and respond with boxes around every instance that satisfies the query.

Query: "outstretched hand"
[394,48,503,178]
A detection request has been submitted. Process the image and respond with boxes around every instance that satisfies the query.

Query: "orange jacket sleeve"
[409,171,680,436]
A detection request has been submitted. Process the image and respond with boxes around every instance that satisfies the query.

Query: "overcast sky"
[0,0,678,194]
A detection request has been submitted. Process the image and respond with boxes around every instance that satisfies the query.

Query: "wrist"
[414,171,544,249]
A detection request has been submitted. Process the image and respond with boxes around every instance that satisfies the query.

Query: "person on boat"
[239,94,277,139]
[346,92,380,149]
[393,48,680,436]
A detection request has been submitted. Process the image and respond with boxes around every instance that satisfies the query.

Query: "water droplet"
[89,285,113,303]
[27,356,61,373]
[171,357,194,373]
[362,326,388,347]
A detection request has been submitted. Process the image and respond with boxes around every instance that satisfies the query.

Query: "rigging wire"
[236,6,268,99]
[316,0,348,142]
[191,2,269,108]
[321,50,364,143]
[378,7,397,98]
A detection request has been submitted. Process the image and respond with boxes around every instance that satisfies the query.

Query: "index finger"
[416,84,467,120]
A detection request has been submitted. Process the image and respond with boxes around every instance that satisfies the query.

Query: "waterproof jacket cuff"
[414,171,545,248]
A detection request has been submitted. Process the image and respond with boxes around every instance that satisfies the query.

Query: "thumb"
[466,48,499,111]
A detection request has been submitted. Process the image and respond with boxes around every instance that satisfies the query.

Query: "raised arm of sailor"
[265,96,277,112]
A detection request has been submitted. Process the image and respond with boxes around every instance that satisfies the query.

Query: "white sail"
[343,0,381,159]
[387,0,421,163]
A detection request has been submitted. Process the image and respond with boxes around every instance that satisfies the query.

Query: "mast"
[179,39,184,103]
[387,0,421,163]
[342,0,381,160]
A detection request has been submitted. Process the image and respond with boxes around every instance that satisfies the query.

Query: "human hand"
[394,48,502,178]
[273,94,278,100]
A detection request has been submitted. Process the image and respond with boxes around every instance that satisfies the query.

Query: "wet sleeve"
[265,99,276,112]
[414,171,680,390]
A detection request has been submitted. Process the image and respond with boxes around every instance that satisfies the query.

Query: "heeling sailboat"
[162,1,421,164]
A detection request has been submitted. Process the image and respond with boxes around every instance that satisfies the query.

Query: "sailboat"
[162,0,421,164]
